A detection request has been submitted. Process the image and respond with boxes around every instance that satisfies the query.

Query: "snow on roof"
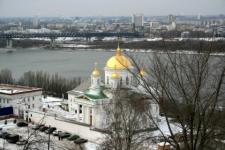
[0,84,41,95]
[42,96,63,103]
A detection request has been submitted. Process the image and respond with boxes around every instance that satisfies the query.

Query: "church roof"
[68,78,108,101]
[105,46,132,70]
[84,87,107,100]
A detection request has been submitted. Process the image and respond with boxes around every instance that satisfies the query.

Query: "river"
[0,48,114,79]
[0,47,224,79]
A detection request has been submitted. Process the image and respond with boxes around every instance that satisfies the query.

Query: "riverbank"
[1,39,225,52]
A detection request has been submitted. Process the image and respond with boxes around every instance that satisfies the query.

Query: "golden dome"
[106,45,131,69]
[139,68,145,77]
[92,63,100,77]
[111,72,120,79]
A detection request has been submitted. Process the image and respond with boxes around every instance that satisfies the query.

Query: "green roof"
[84,87,107,101]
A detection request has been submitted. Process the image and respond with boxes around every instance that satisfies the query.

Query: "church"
[67,45,160,129]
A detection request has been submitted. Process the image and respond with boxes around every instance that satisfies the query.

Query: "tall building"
[168,14,176,30]
[132,14,144,27]
[33,16,39,28]
[168,14,176,24]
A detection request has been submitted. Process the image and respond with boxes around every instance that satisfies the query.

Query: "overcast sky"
[0,0,225,17]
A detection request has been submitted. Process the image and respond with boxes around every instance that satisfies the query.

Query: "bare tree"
[129,41,225,150]
[100,89,155,150]
[0,69,14,84]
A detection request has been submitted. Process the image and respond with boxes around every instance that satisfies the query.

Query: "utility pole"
[48,125,50,150]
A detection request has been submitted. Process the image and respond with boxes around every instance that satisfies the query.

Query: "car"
[67,134,80,141]
[16,140,27,145]
[0,132,10,139]
[17,122,28,127]
[58,132,71,139]
[45,127,56,134]
[32,124,44,130]
[53,130,62,136]
[6,134,19,143]
[74,138,88,144]
[39,126,48,132]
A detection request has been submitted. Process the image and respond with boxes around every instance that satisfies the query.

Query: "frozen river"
[0,48,114,79]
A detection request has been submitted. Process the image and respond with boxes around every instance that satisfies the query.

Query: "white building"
[68,45,160,129]
[0,84,42,118]
[132,14,144,27]
[33,16,39,28]
[167,14,176,31]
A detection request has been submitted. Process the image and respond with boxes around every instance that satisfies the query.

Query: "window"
[107,76,109,84]
[33,97,35,101]
[3,99,5,103]
[79,105,82,114]
[97,79,100,84]
[75,110,77,114]
[126,76,129,85]
[28,105,30,109]
[120,78,122,86]
[90,108,92,115]
[32,104,35,108]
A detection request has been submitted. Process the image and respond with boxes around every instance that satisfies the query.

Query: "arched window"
[126,76,129,85]
[97,79,100,84]
[107,76,109,84]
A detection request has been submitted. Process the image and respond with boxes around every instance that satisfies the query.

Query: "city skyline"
[0,0,225,17]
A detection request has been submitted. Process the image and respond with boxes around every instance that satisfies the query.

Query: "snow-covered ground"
[153,117,182,137]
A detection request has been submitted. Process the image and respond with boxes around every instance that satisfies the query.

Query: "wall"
[29,110,105,143]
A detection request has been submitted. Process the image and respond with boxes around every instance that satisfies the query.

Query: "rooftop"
[0,84,42,95]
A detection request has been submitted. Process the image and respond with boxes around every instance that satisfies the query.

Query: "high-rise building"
[132,14,144,27]
[168,15,176,30]
[168,14,176,24]
[33,16,39,28]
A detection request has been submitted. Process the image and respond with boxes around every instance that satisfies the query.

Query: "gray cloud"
[0,0,224,17]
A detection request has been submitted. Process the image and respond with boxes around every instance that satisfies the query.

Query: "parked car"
[16,140,27,145]
[6,134,19,143]
[45,127,56,134]
[67,134,80,141]
[58,132,71,139]
[32,124,44,130]
[53,130,61,136]
[39,126,48,132]
[74,138,88,144]
[0,132,10,139]
[17,122,28,127]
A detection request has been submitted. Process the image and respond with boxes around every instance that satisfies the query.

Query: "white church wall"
[28,110,105,142]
